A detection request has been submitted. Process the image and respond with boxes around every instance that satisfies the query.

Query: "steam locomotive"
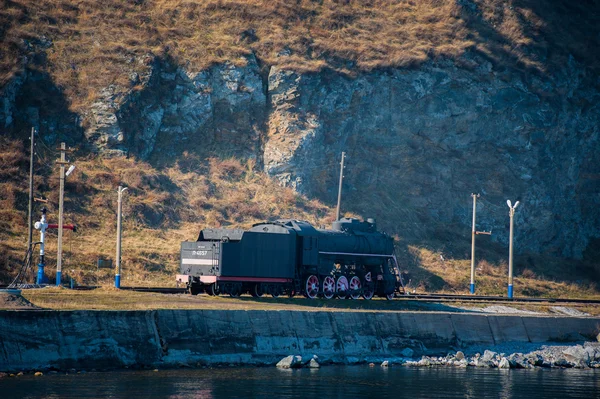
[176,218,404,299]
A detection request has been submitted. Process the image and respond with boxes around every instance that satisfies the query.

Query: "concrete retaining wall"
[0,310,598,371]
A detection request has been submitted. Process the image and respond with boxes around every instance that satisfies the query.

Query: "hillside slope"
[0,0,599,295]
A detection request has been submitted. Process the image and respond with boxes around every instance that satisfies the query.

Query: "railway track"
[4,284,600,305]
[399,293,600,305]
[71,286,600,305]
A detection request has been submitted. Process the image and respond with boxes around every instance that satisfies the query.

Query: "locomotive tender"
[177,218,403,299]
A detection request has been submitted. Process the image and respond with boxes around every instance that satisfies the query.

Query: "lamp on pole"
[115,186,128,288]
[506,199,520,299]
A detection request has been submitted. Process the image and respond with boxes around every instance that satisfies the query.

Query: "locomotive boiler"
[177,218,403,299]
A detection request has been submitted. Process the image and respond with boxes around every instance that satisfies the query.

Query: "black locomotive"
[177,218,404,299]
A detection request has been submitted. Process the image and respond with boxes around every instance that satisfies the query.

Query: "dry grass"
[0,138,332,286]
[399,244,600,299]
[0,136,598,297]
[18,287,600,315]
[19,286,434,311]
[1,0,598,112]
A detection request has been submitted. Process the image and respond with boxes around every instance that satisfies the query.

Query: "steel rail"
[3,284,599,304]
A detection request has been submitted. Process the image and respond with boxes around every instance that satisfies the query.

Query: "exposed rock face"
[263,59,600,257]
[117,55,266,161]
[1,54,599,257]
[1,75,23,129]
[1,69,83,146]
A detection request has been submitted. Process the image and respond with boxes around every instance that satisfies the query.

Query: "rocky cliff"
[2,50,598,260]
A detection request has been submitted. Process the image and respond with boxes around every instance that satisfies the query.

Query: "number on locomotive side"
[192,250,208,256]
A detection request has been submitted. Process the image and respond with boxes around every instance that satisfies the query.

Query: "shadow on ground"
[235,296,476,313]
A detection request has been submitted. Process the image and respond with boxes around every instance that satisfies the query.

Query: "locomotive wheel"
[322,276,335,299]
[386,292,395,301]
[305,275,319,299]
[362,282,374,300]
[229,284,242,298]
[188,284,202,296]
[336,276,349,299]
[251,284,263,298]
[207,283,219,296]
[271,285,281,298]
[349,276,361,300]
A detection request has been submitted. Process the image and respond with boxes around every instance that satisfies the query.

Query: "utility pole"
[27,127,35,254]
[470,193,479,294]
[56,142,67,286]
[335,152,345,221]
[506,200,520,299]
[115,186,128,288]
[469,193,491,294]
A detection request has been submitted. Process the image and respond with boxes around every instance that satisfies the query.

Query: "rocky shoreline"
[272,341,600,371]
[401,342,600,369]
[2,342,599,378]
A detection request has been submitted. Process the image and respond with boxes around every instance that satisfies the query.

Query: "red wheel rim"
[349,276,361,300]
[336,276,348,298]
[305,275,319,299]
[323,276,335,299]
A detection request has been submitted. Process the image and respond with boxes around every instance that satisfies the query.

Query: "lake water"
[2,366,599,398]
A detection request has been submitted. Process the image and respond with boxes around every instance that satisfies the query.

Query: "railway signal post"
[115,186,128,288]
[506,200,520,299]
[34,208,49,284]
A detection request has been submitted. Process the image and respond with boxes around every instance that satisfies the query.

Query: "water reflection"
[1,366,598,399]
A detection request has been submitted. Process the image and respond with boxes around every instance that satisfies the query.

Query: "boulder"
[507,353,528,369]
[562,345,589,367]
[417,357,432,367]
[276,355,303,369]
[455,351,465,361]
[498,358,511,369]
[525,354,544,367]
[475,359,494,368]
[583,342,600,360]
[554,358,573,368]
[308,359,320,368]
[381,360,389,367]
[482,350,497,362]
